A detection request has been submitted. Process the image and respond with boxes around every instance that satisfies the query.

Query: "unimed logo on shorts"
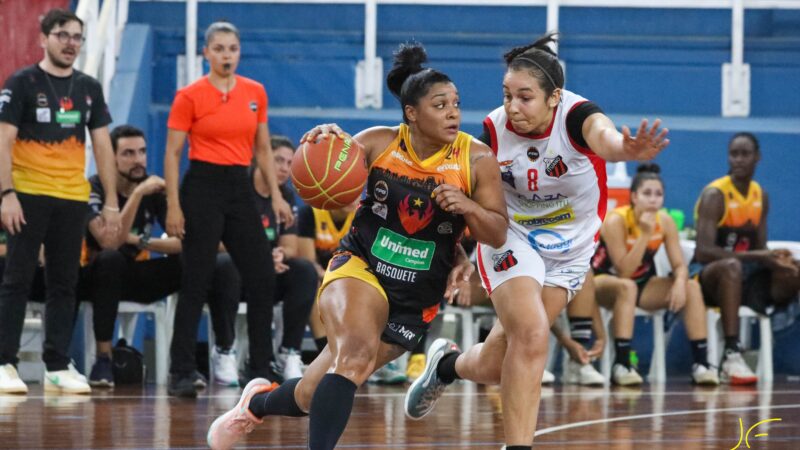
[371,227,435,270]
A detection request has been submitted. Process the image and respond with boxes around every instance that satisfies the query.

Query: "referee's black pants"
[169,161,275,376]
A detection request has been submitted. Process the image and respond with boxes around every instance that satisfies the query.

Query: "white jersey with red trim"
[483,89,607,262]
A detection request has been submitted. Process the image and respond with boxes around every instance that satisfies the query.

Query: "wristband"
[1,188,15,198]
[103,205,120,212]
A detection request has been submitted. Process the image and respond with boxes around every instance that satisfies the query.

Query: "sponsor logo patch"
[437,222,453,235]
[329,252,352,271]
[492,250,518,272]
[527,147,540,162]
[36,92,48,107]
[371,227,435,270]
[374,180,389,201]
[36,108,51,123]
[371,202,388,219]
[501,168,516,189]
[249,100,257,112]
[527,229,572,254]
[513,205,575,228]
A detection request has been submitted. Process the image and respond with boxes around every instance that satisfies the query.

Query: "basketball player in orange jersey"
[207,42,508,450]
[164,21,292,397]
[404,33,669,450]
[692,132,800,384]
[592,163,719,386]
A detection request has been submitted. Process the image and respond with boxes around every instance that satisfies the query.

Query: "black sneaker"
[89,355,114,388]
[169,373,198,398]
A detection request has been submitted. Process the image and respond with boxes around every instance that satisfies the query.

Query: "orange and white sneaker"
[207,378,278,450]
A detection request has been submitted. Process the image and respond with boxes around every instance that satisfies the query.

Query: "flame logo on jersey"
[59,97,73,111]
[398,195,434,235]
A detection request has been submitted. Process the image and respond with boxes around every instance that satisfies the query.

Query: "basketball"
[291,134,368,209]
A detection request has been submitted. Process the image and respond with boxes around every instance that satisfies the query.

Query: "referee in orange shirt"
[164,21,292,397]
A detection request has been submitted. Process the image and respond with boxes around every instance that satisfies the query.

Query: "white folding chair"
[440,305,496,350]
[82,296,172,385]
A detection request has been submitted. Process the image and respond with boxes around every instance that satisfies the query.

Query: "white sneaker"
[611,363,643,386]
[276,347,304,381]
[691,363,720,386]
[212,347,239,387]
[720,350,757,385]
[541,369,555,384]
[564,359,606,386]
[369,360,407,385]
[0,364,28,394]
[44,364,91,394]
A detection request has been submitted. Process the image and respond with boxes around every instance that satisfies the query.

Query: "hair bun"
[394,42,427,71]
[636,163,661,175]
[386,42,429,100]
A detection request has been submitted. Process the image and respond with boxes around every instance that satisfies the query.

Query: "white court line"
[535,403,800,436]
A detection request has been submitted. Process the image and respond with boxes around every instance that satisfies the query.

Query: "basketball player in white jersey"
[405,33,670,449]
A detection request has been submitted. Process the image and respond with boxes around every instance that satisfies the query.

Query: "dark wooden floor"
[2,381,799,449]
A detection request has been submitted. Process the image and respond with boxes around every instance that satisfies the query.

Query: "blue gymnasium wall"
[124,1,800,240]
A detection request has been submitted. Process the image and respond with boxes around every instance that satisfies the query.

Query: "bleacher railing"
[177,0,800,116]
[76,0,130,99]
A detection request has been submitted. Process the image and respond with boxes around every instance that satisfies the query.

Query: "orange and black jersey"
[338,124,473,309]
[592,205,664,286]
[0,65,111,201]
[695,175,763,253]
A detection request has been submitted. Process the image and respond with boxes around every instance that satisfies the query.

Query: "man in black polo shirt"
[0,8,120,395]
[82,125,241,388]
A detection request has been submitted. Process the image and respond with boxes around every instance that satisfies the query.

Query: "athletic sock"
[308,373,358,450]
[689,339,709,366]
[248,377,307,418]
[724,336,741,353]
[315,337,328,352]
[436,352,461,384]
[569,316,593,350]
[614,338,632,367]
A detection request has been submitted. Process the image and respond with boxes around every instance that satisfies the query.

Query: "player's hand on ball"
[433,184,474,215]
[300,123,349,144]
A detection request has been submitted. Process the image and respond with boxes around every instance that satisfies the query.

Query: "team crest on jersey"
[492,250,518,272]
[544,154,568,178]
[249,101,258,112]
[527,147,540,162]
[36,93,48,107]
[398,195,434,235]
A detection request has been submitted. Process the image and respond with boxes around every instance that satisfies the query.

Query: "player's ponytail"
[387,42,453,123]
[504,32,564,98]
